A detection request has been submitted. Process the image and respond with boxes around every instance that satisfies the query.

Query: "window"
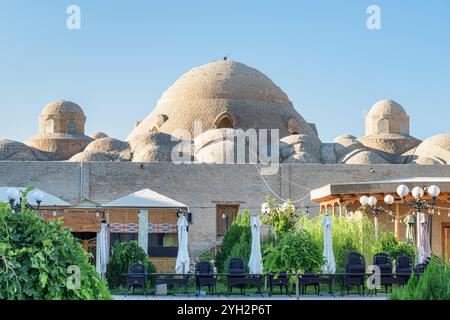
[216,117,234,129]
[214,112,236,129]
[216,204,240,238]
[399,122,407,135]
[377,119,389,134]
[67,120,78,134]
[110,233,138,247]
[44,119,54,134]
[148,233,178,257]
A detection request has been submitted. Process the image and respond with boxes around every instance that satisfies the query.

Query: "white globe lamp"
[412,186,424,199]
[33,190,45,204]
[427,185,441,198]
[261,203,270,214]
[359,196,369,206]
[6,188,20,202]
[368,196,378,207]
[384,194,395,205]
[396,185,409,199]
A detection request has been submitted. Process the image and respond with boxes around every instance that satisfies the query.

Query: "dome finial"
[223,53,231,61]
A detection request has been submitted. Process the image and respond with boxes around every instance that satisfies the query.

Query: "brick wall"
[2,161,450,256]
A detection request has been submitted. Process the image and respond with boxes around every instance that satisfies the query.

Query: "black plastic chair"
[395,255,413,286]
[299,270,320,295]
[342,252,366,296]
[415,263,428,276]
[228,258,246,277]
[195,262,217,296]
[373,253,393,293]
[268,272,290,296]
[125,264,148,295]
[227,258,246,295]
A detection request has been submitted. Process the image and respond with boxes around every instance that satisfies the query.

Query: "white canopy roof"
[311,176,450,201]
[102,189,188,209]
[73,199,101,209]
[0,187,72,207]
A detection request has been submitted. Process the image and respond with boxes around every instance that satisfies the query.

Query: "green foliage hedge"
[299,213,378,271]
[390,258,450,300]
[263,229,324,274]
[106,240,156,289]
[375,232,416,261]
[0,204,111,300]
[215,210,251,272]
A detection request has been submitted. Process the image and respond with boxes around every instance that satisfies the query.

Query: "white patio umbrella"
[176,215,190,274]
[248,215,263,274]
[321,215,336,274]
[417,212,432,264]
[404,214,416,246]
[97,223,109,279]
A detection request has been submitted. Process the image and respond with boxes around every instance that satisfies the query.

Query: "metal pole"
[429,215,433,252]
[374,216,379,240]
[416,209,421,264]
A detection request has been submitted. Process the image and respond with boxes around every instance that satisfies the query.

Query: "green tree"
[261,197,299,238]
[215,210,251,272]
[0,202,111,300]
[263,230,324,299]
[106,240,156,289]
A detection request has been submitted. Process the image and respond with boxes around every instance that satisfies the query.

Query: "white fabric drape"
[248,215,263,274]
[96,223,109,279]
[321,215,336,274]
[417,212,432,264]
[176,216,190,274]
[138,209,149,254]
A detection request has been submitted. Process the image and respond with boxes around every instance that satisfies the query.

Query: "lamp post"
[359,195,395,216]
[396,184,440,263]
[360,194,395,238]
[6,188,44,213]
[396,184,440,213]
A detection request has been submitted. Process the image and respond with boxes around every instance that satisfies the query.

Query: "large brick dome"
[127,60,318,141]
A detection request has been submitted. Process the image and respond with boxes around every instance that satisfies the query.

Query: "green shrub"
[334,238,358,271]
[263,229,324,274]
[299,214,378,272]
[0,203,111,300]
[390,258,450,300]
[376,232,398,254]
[197,249,214,263]
[106,241,156,289]
[215,210,251,272]
[394,242,416,261]
[375,232,416,261]
[261,198,299,237]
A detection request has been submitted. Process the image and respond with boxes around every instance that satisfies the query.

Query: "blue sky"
[0,0,449,142]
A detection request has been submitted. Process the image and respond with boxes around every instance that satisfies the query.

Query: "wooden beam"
[394,203,401,241]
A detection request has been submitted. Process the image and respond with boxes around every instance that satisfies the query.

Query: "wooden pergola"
[310,177,450,259]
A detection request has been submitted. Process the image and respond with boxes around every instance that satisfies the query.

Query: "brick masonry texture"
[1,161,449,255]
